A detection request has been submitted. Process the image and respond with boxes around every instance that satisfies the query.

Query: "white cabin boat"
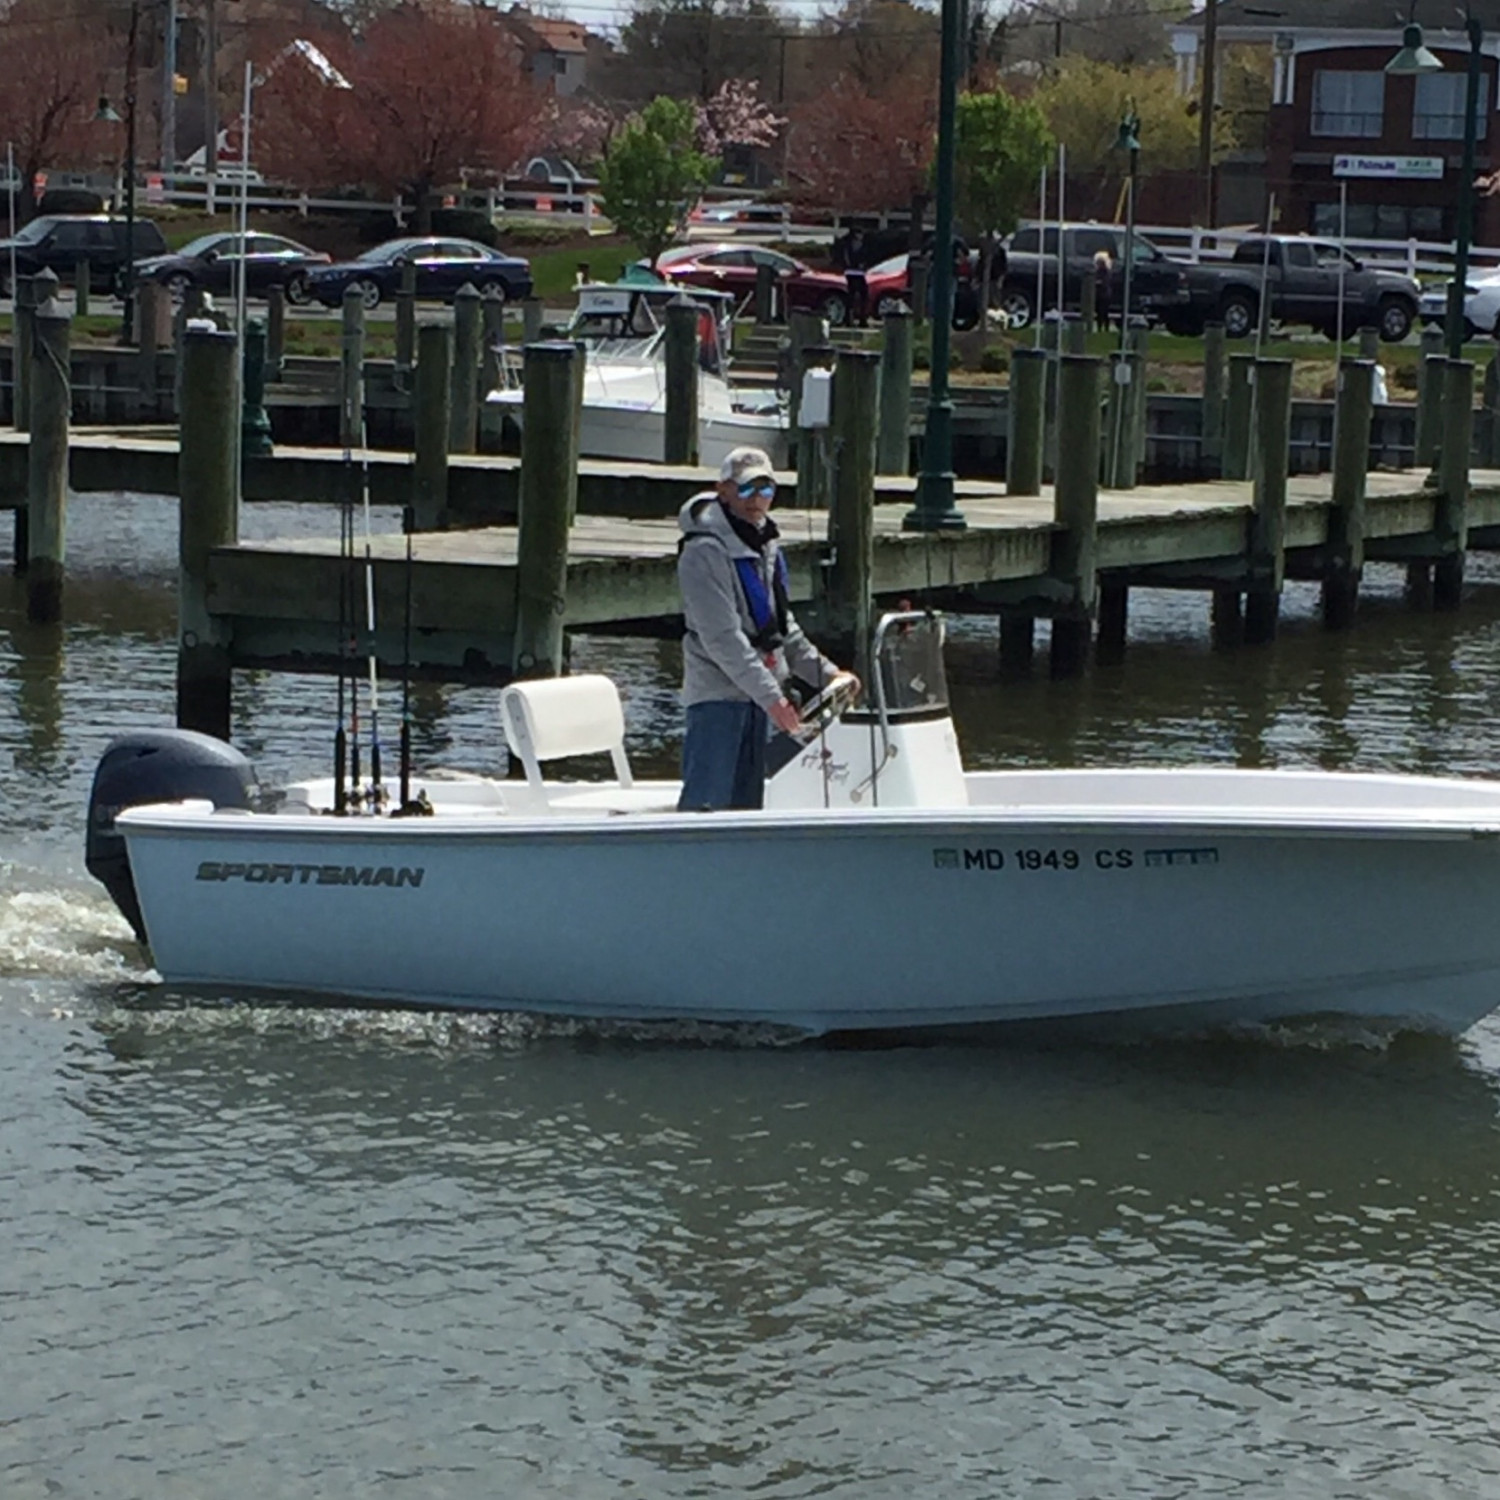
[485,281,788,469]
[87,615,1500,1038]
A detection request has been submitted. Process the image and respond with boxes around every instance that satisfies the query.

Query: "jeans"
[678,700,767,811]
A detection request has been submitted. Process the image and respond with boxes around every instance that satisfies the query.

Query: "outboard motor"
[86,729,259,944]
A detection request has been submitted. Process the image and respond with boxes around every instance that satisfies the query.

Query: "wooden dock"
[211,469,1500,679]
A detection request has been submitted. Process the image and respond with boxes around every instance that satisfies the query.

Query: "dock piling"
[1201,322,1225,472]
[796,342,837,511]
[1007,347,1045,496]
[395,261,417,375]
[1223,353,1253,481]
[1322,358,1373,629]
[265,283,286,381]
[1357,325,1379,361]
[826,348,879,678]
[663,295,700,466]
[755,262,777,325]
[14,273,39,432]
[876,307,913,475]
[176,328,239,738]
[449,283,482,455]
[136,281,167,420]
[412,320,452,532]
[1051,353,1101,677]
[24,289,70,622]
[522,297,544,345]
[513,341,582,678]
[479,297,506,452]
[1435,357,1474,610]
[1246,357,1292,644]
[1415,325,1445,472]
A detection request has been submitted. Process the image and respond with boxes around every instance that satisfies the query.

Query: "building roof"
[1179,0,1500,31]
[504,4,589,55]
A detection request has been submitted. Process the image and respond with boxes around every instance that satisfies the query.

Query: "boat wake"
[0,867,142,986]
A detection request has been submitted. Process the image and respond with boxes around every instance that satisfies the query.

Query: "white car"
[1419,273,1500,338]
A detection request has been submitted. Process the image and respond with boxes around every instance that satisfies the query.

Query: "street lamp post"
[903,0,966,532]
[1116,108,1141,348]
[1386,13,1478,361]
[98,0,141,344]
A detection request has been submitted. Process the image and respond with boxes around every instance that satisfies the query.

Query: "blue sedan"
[308,236,532,310]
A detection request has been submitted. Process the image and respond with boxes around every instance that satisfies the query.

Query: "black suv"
[0,215,169,296]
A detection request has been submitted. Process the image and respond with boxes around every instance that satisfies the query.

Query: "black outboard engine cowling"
[86,729,259,944]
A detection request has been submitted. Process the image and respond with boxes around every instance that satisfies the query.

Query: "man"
[676,446,852,811]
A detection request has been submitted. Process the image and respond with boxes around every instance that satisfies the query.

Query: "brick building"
[1173,0,1500,243]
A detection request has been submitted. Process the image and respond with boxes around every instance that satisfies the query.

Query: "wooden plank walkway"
[210,469,1500,678]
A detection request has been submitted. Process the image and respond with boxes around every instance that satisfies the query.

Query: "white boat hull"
[116,769,1500,1036]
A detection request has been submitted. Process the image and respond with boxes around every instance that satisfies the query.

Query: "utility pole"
[1196,0,1218,226]
[203,0,219,184]
[161,0,178,177]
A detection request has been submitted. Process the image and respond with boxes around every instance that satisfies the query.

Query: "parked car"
[864,252,981,329]
[134,231,331,305]
[0,214,168,296]
[1177,237,1419,343]
[652,243,852,324]
[688,198,791,231]
[1419,273,1500,340]
[307,237,532,310]
[999,223,1189,330]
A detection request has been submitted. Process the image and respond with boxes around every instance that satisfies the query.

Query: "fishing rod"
[357,413,384,811]
[333,460,349,814]
[399,504,414,814]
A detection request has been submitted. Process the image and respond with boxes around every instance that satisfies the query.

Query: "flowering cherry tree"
[695,79,784,156]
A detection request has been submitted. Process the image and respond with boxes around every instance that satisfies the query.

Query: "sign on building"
[1333,155,1444,180]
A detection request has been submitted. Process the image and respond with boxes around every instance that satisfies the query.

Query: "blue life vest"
[734,552,790,650]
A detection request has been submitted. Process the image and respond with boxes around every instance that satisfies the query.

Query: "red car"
[653,243,852,325]
[864,252,982,329]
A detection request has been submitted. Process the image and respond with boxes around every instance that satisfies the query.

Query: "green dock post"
[240,317,273,459]
[176,327,239,738]
[24,287,70,622]
[664,294,699,466]
[1201,321,1225,472]
[1223,353,1253,481]
[450,283,482,455]
[1007,346,1045,496]
[1435,357,1474,610]
[513,341,582,679]
[876,307,913,475]
[74,258,90,319]
[826,347,879,679]
[412,320,452,532]
[1051,353,1101,677]
[1322,357,1373,629]
[265,283,286,381]
[340,284,366,450]
[1246,356,1292,644]
[395,260,417,376]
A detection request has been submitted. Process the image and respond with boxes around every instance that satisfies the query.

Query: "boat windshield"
[567,289,729,377]
[872,612,950,719]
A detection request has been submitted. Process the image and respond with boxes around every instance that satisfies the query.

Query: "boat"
[86,612,1500,1038]
[485,279,789,469]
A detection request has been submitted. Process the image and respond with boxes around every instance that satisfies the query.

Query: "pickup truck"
[1171,237,1420,343]
[998,222,1191,330]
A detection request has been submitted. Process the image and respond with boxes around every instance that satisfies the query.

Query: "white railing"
[1132,222,1495,282]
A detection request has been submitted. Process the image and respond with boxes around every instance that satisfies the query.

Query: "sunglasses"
[737,480,776,499]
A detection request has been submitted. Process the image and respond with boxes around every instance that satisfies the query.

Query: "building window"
[1413,71,1490,139]
[1312,201,1444,240]
[1311,71,1385,137]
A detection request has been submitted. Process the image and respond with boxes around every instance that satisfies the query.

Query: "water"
[6,495,1500,1497]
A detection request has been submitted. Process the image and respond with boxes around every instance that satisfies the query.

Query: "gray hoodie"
[677,492,839,709]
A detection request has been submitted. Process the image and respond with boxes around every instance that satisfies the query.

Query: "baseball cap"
[720,447,775,485]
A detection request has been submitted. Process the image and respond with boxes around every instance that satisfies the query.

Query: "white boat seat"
[500,674,635,804]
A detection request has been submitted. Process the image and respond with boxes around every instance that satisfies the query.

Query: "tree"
[597,96,719,268]
[255,1,540,228]
[0,6,112,220]
[786,76,935,214]
[952,88,1052,330]
[604,0,786,107]
[1030,58,1196,181]
[696,78,784,155]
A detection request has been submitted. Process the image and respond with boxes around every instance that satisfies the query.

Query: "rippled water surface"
[6,496,1500,1497]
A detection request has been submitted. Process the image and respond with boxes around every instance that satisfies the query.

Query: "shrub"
[430,207,500,246]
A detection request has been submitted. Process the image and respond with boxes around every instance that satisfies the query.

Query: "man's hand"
[768,698,803,735]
